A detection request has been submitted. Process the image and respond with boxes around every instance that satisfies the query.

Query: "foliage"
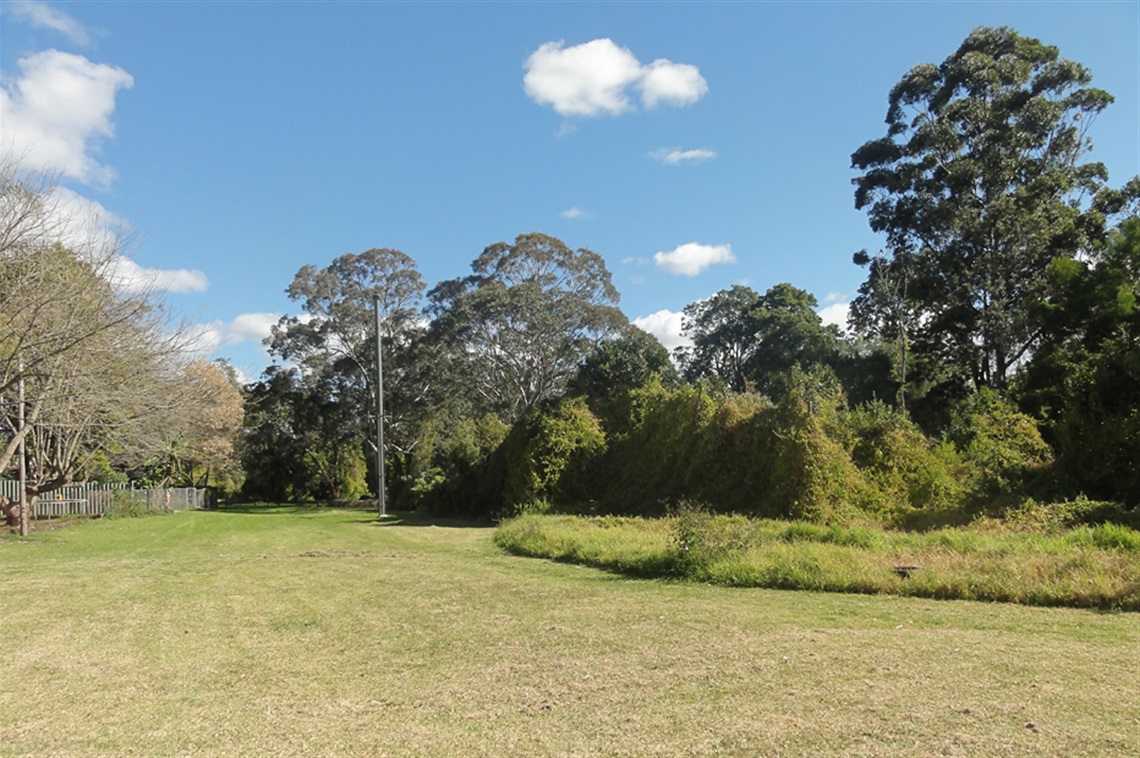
[239,367,368,502]
[508,368,978,523]
[266,248,432,500]
[851,26,1138,413]
[676,283,840,395]
[568,323,676,401]
[412,413,510,517]
[141,360,245,492]
[842,400,968,516]
[500,397,606,516]
[1017,216,1140,504]
[427,232,626,421]
[947,388,1053,498]
[104,489,158,519]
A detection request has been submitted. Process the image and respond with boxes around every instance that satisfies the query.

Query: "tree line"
[3,27,1137,527]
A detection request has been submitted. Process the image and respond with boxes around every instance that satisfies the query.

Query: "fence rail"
[0,481,213,518]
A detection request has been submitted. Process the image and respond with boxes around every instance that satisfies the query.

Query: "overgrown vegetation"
[495,509,1140,610]
[103,489,161,519]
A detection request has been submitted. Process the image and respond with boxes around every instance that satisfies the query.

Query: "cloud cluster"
[1,49,133,186]
[105,255,209,295]
[188,312,281,358]
[633,309,690,353]
[816,296,851,333]
[654,242,735,277]
[524,38,708,117]
[651,147,716,166]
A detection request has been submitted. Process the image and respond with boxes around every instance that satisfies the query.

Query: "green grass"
[495,513,1140,610]
[3,504,1139,756]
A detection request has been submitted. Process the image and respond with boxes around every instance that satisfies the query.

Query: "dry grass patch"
[2,504,1137,756]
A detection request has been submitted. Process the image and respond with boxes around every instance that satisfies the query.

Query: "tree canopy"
[677,283,839,395]
[428,232,626,421]
[851,26,1138,401]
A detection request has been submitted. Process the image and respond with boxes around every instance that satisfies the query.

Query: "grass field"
[2,504,1138,756]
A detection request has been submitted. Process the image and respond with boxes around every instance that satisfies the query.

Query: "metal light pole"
[373,294,387,518]
[17,356,28,537]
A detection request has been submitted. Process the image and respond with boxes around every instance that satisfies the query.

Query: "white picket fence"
[0,481,212,517]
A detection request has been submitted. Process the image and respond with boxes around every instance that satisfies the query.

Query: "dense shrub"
[597,381,718,516]
[947,389,1053,497]
[500,397,606,516]
[415,414,509,517]
[105,489,157,519]
[843,401,968,515]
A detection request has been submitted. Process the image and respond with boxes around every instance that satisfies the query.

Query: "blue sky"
[2,1,1137,380]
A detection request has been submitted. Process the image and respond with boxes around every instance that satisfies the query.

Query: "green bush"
[500,397,606,516]
[416,414,510,517]
[105,489,155,519]
[842,401,969,514]
[948,389,1053,497]
[597,381,719,516]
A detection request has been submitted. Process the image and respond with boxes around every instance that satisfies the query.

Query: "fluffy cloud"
[38,188,207,295]
[225,312,281,344]
[817,301,851,333]
[633,309,691,354]
[1,1,90,46]
[188,312,281,361]
[640,59,708,108]
[650,147,717,166]
[561,206,585,219]
[653,242,735,277]
[105,255,208,294]
[524,38,707,117]
[0,49,133,185]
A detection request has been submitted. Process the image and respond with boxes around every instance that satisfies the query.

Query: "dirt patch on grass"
[6,515,100,534]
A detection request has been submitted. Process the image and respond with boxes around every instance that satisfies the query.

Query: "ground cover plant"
[494,511,1140,611]
[2,504,1138,756]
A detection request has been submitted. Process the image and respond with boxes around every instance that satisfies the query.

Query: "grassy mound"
[495,511,1140,610]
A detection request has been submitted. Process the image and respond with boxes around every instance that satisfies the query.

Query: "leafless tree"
[1,155,203,534]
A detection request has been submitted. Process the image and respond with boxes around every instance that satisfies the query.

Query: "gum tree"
[428,233,626,421]
[851,26,1138,401]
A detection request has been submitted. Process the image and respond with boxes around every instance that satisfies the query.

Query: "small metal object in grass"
[893,565,920,579]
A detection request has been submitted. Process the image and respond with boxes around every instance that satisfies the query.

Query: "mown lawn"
[2,504,1137,756]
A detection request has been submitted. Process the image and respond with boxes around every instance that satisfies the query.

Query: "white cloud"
[561,206,585,219]
[183,322,223,361]
[0,49,133,185]
[653,242,735,277]
[633,309,691,353]
[817,301,851,332]
[2,1,90,46]
[189,312,281,361]
[524,38,707,118]
[650,147,717,166]
[105,255,208,294]
[29,188,205,294]
[639,59,708,108]
[226,312,280,344]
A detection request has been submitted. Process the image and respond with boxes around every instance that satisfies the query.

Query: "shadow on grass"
[211,502,493,528]
[369,511,494,529]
